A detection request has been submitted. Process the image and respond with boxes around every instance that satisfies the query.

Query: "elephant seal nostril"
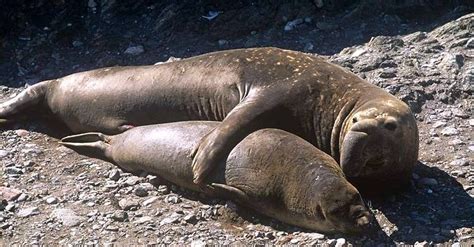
[384,122,397,131]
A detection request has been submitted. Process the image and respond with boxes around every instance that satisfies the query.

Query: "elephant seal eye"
[384,122,397,131]
[352,117,358,123]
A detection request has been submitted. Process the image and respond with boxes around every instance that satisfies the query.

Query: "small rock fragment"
[134,216,152,224]
[414,241,429,247]
[0,187,22,201]
[111,210,128,222]
[335,238,347,247]
[52,208,86,227]
[440,126,459,136]
[184,213,197,224]
[108,169,121,181]
[159,212,182,225]
[118,198,140,211]
[124,45,145,56]
[143,196,159,207]
[17,207,39,218]
[46,197,58,204]
[419,177,438,186]
[0,150,9,159]
[284,19,304,31]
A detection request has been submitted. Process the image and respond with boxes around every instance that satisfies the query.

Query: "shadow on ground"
[368,162,474,244]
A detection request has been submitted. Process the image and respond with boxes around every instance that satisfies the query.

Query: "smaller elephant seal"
[60,121,373,234]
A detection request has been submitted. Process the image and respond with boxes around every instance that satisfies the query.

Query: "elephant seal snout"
[60,121,374,234]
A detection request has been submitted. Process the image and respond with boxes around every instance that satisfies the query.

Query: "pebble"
[105,225,119,232]
[5,167,23,175]
[122,176,141,186]
[159,212,182,225]
[290,238,300,244]
[451,170,466,177]
[183,213,197,224]
[335,238,347,247]
[432,121,447,128]
[108,169,121,181]
[327,239,336,246]
[143,196,159,207]
[450,158,469,166]
[379,68,397,78]
[111,210,128,222]
[284,19,303,31]
[190,239,206,247]
[5,203,15,212]
[308,232,325,239]
[46,197,58,204]
[51,208,86,227]
[218,39,228,46]
[165,194,181,204]
[134,186,149,197]
[17,207,40,218]
[124,45,145,56]
[16,193,28,202]
[414,241,429,247]
[0,149,9,159]
[419,177,438,186]
[466,38,474,48]
[118,198,140,211]
[15,129,29,136]
[134,216,152,224]
[440,127,459,136]
[0,187,22,201]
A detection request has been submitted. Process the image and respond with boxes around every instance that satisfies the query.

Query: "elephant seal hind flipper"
[0,81,51,119]
[59,132,112,162]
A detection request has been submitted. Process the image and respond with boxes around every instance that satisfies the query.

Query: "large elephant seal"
[0,47,419,190]
[60,121,373,234]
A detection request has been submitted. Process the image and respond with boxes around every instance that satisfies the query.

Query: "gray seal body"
[60,121,373,234]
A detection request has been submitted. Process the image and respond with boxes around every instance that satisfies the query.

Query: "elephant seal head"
[340,97,419,193]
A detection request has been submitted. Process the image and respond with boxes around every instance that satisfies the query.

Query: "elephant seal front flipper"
[191,87,283,184]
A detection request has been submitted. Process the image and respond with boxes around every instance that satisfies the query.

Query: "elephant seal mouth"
[366,157,385,169]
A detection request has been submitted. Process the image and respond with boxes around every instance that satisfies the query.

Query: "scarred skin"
[60,121,373,234]
[0,47,419,190]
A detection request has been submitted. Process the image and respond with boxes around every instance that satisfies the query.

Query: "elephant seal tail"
[0,80,51,120]
[59,132,112,161]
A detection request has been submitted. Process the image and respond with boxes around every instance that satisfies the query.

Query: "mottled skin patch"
[0,47,419,191]
[60,121,373,234]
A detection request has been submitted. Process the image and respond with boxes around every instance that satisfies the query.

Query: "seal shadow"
[0,113,72,139]
[364,161,474,244]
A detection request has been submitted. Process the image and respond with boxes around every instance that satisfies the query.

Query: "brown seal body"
[60,121,373,234]
[0,47,419,190]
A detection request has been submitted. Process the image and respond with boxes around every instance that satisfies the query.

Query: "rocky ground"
[0,2,473,246]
